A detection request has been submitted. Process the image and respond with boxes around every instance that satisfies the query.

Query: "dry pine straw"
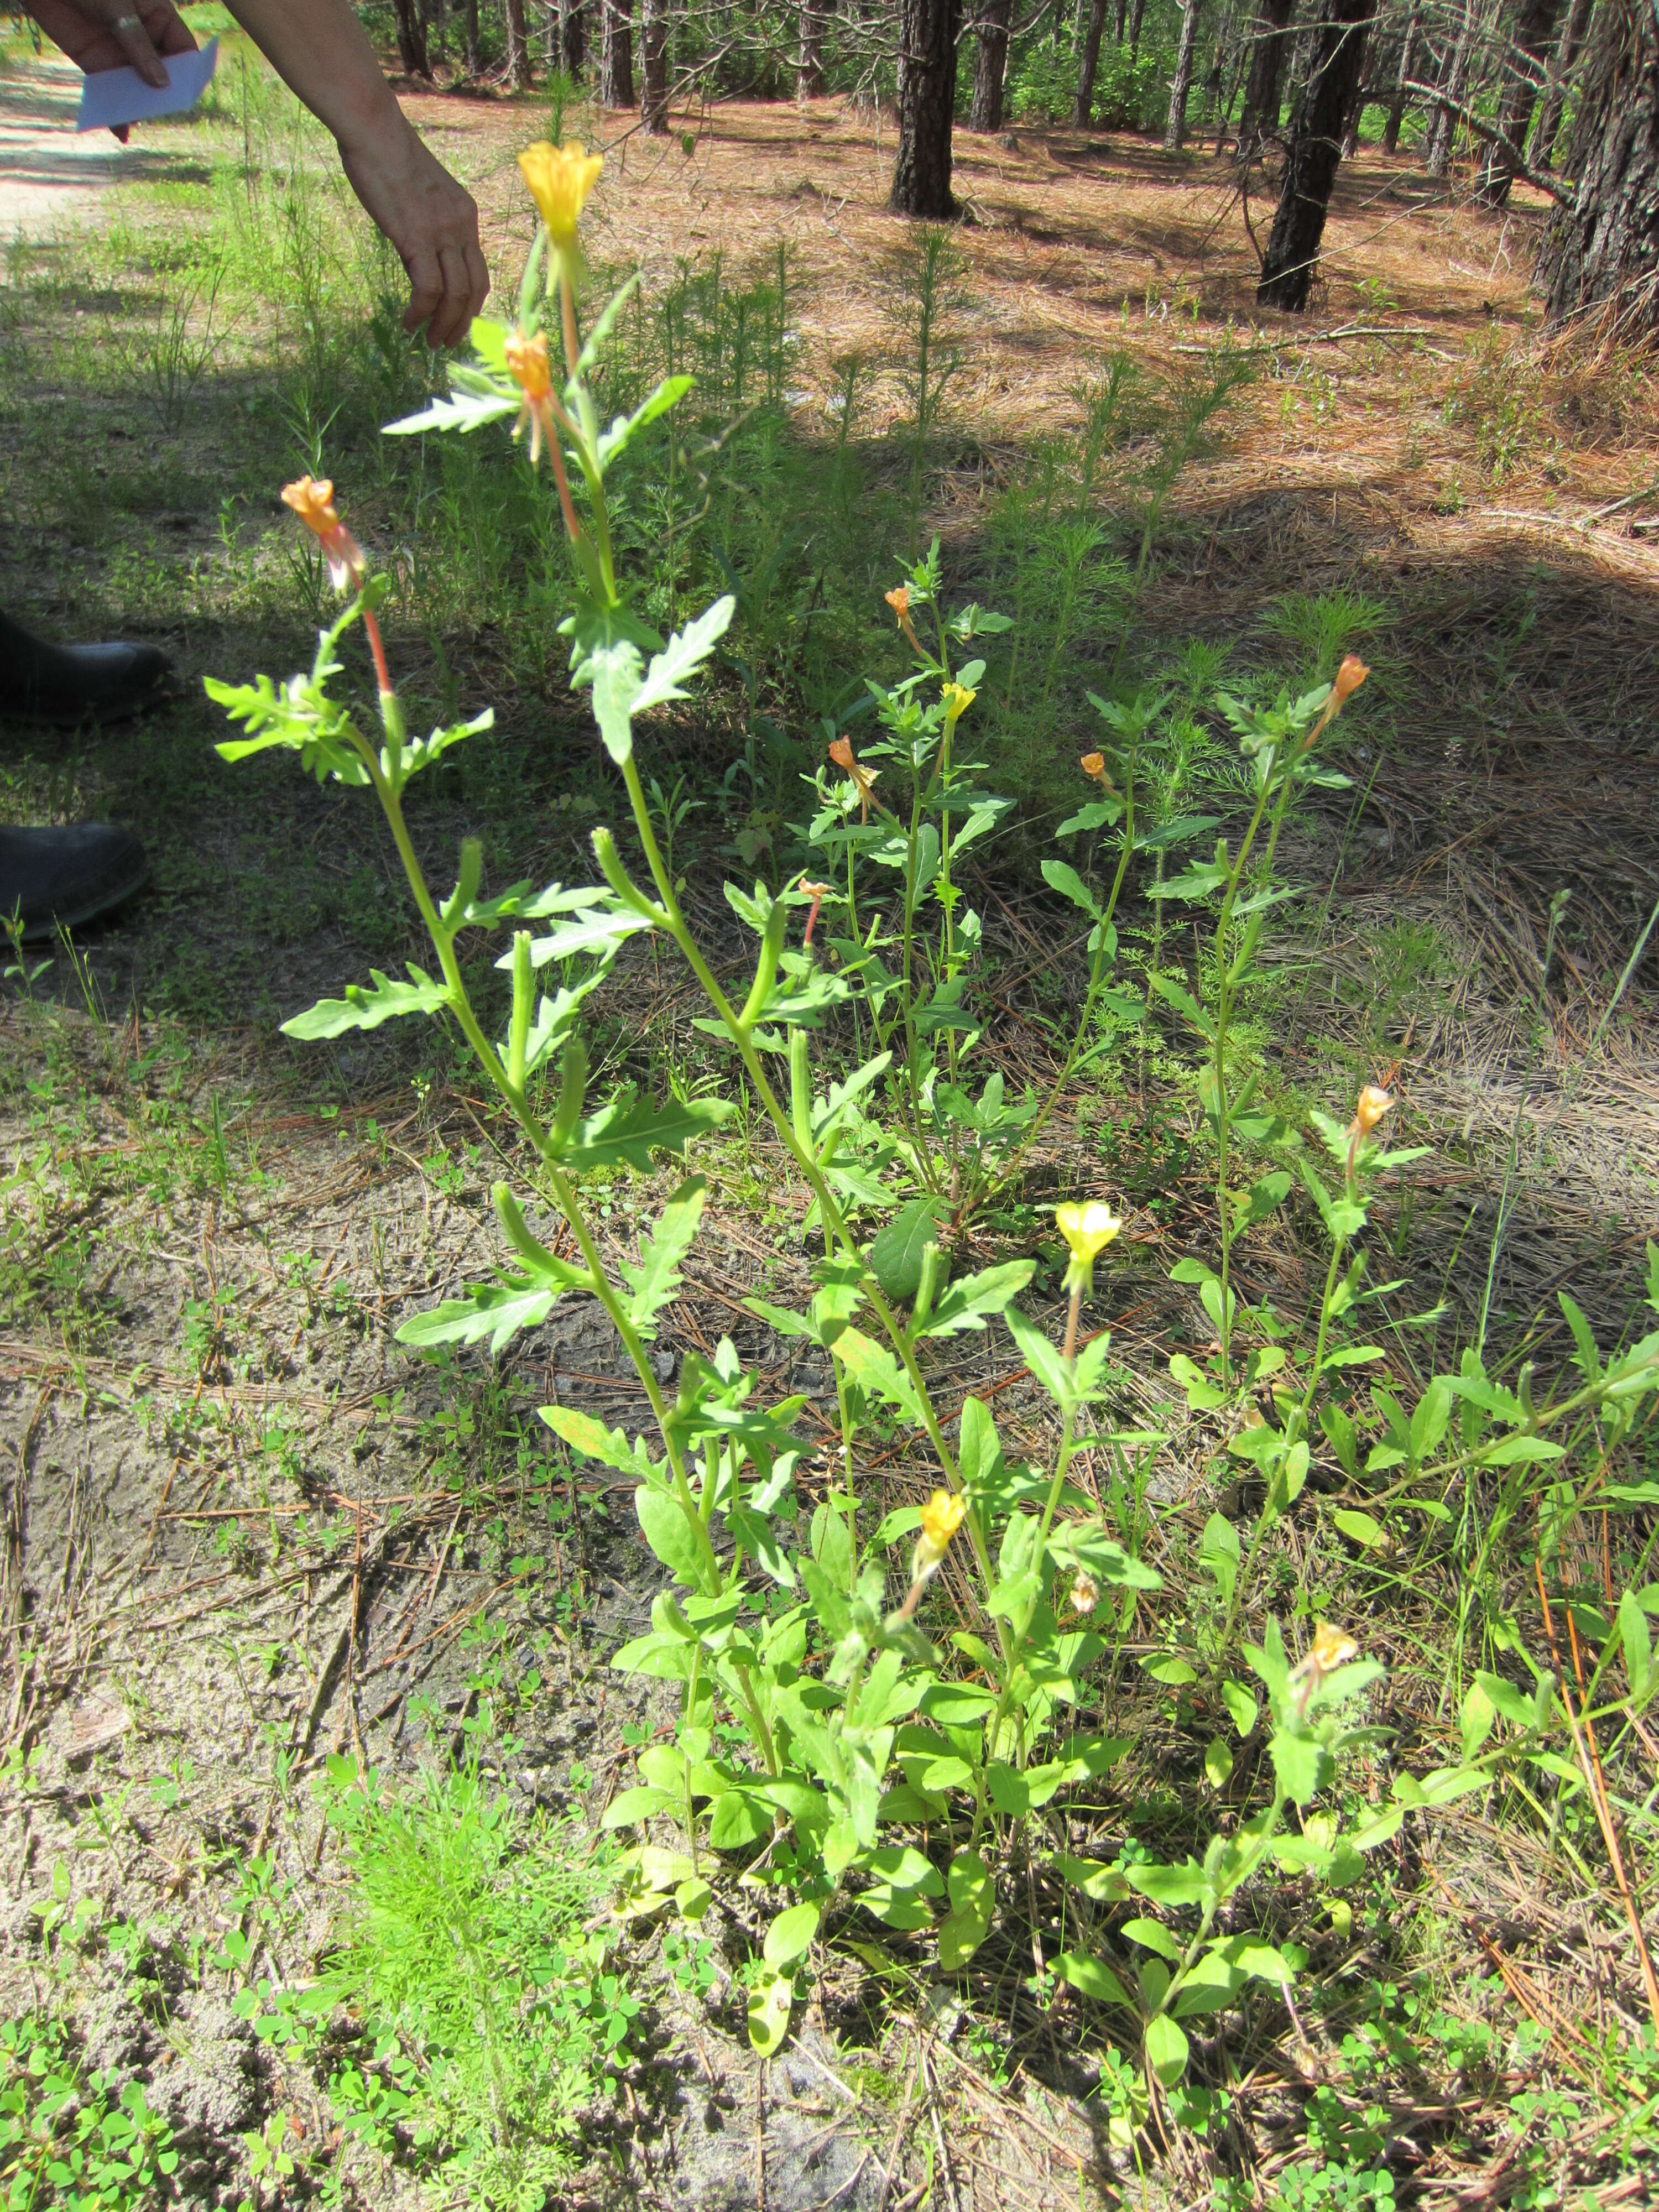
[425,86,1659,1307]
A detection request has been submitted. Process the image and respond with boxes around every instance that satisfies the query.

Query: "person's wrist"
[328,77,408,163]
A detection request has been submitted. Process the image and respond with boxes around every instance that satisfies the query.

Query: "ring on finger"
[113,13,144,27]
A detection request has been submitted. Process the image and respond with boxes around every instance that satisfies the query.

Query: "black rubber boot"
[1,611,172,724]
[0,826,149,942]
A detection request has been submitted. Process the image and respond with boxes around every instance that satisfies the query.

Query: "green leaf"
[1052,1952,1133,2007]
[1122,1917,1181,1961]
[1041,858,1101,920]
[869,1197,947,1300]
[588,639,645,766]
[747,1965,794,2056]
[764,1901,821,1969]
[1480,1436,1566,1467]
[833,1328,925,1424]
[1332,1509,1387,1551]
[1460,1682,1496,1759]
[1144,2014,1190,2086]
[540,1406,656,1478]
[1170,1950,1246,2016]
[1148,971,1215,1039]
[937,1849,993,1970]
[1141,1654,1198,1687]
[1204,1737,1234,1788]
[1270,1729,1332,1804]
[596,374,695,467]
[1125,1859,1207,1907]
[282,966,451,1040]
[622,1176,707,1338]
[381,374,520,437]
[636,1489,705,1589]
[601,1786,676,1829]
[1220,1679,1259,1739]
[560,1088,732,1173]
[1052,1854,1131,1903]
[1620,1588,1653,1707]
[1004,1305,1074,1407]
[397,1278,564,1357]
[633,596,737,719]
[916,1260,1036,1339]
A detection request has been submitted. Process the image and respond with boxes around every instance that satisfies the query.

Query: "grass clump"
[267,1750,627,2209]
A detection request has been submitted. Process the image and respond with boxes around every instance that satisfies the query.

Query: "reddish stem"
[362,604,394,699]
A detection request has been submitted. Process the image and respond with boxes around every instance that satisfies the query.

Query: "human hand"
[24,0,195,90]
[338,115,489,349]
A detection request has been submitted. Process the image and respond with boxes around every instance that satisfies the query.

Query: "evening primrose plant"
[802,550,1159,1235]
[207,142,1419,2094]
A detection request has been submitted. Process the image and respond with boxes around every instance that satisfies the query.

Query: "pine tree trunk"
[1383,0,1420,149]
[1535,0,1593,165]
[1166,0,1206,145]
[1201,2,1232,132]
[891,0,961,215]
[462,0,478,72]
[392,0,432,76]
[1076,0,1110,122]
[1426,1,1475,178]
[505,0,533,87]
[1477,0,1562,201]
[642,0,669,124]
[601,0,633,105]
[1340,29,1370,153]
[1129,0,1147,60]
[1258,0,1375,307]
[1237,0,1295,155]
[1215,26,1250,148]
[1538,0,1659,337]
[560,0,586,75]
[971,0,1011,129]
[798,1,827,97]
[1114,0,1128,41]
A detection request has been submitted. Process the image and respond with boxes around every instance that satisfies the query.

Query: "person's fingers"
[463,238,491,321]
[142,1,196,55]
[426,244,472,348]
[107,9,170,88]
[401,247,442,338]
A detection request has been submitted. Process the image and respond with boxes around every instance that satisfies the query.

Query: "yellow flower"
[941,679,976,727]
[1290,1620,1360,1713]
[1070,1573,1099,1613]
[517,140,604,242]
[1080,751,1106,781]
[1055,1201,1122,1293]
[281,476,365,594]
[919,1489,965,1552]
[1310,1621,1359,1672]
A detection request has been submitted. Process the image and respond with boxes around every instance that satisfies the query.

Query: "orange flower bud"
[1351,1083,1392,1137]
[281,476,365,595]
[1332,654,1370,706]
[504,328,552,402]
[829,735,878,821]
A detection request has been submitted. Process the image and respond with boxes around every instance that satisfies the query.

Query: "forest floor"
[3,28,1659,2212]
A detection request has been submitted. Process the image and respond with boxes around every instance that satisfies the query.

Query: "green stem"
[367,746,718,1594]
[617,752,1012,1662]
[986,758,1136,1207]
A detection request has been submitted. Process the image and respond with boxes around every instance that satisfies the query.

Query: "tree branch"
[1401,79,1574,204]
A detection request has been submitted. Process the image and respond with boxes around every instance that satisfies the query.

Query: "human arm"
[224,0,488,347]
